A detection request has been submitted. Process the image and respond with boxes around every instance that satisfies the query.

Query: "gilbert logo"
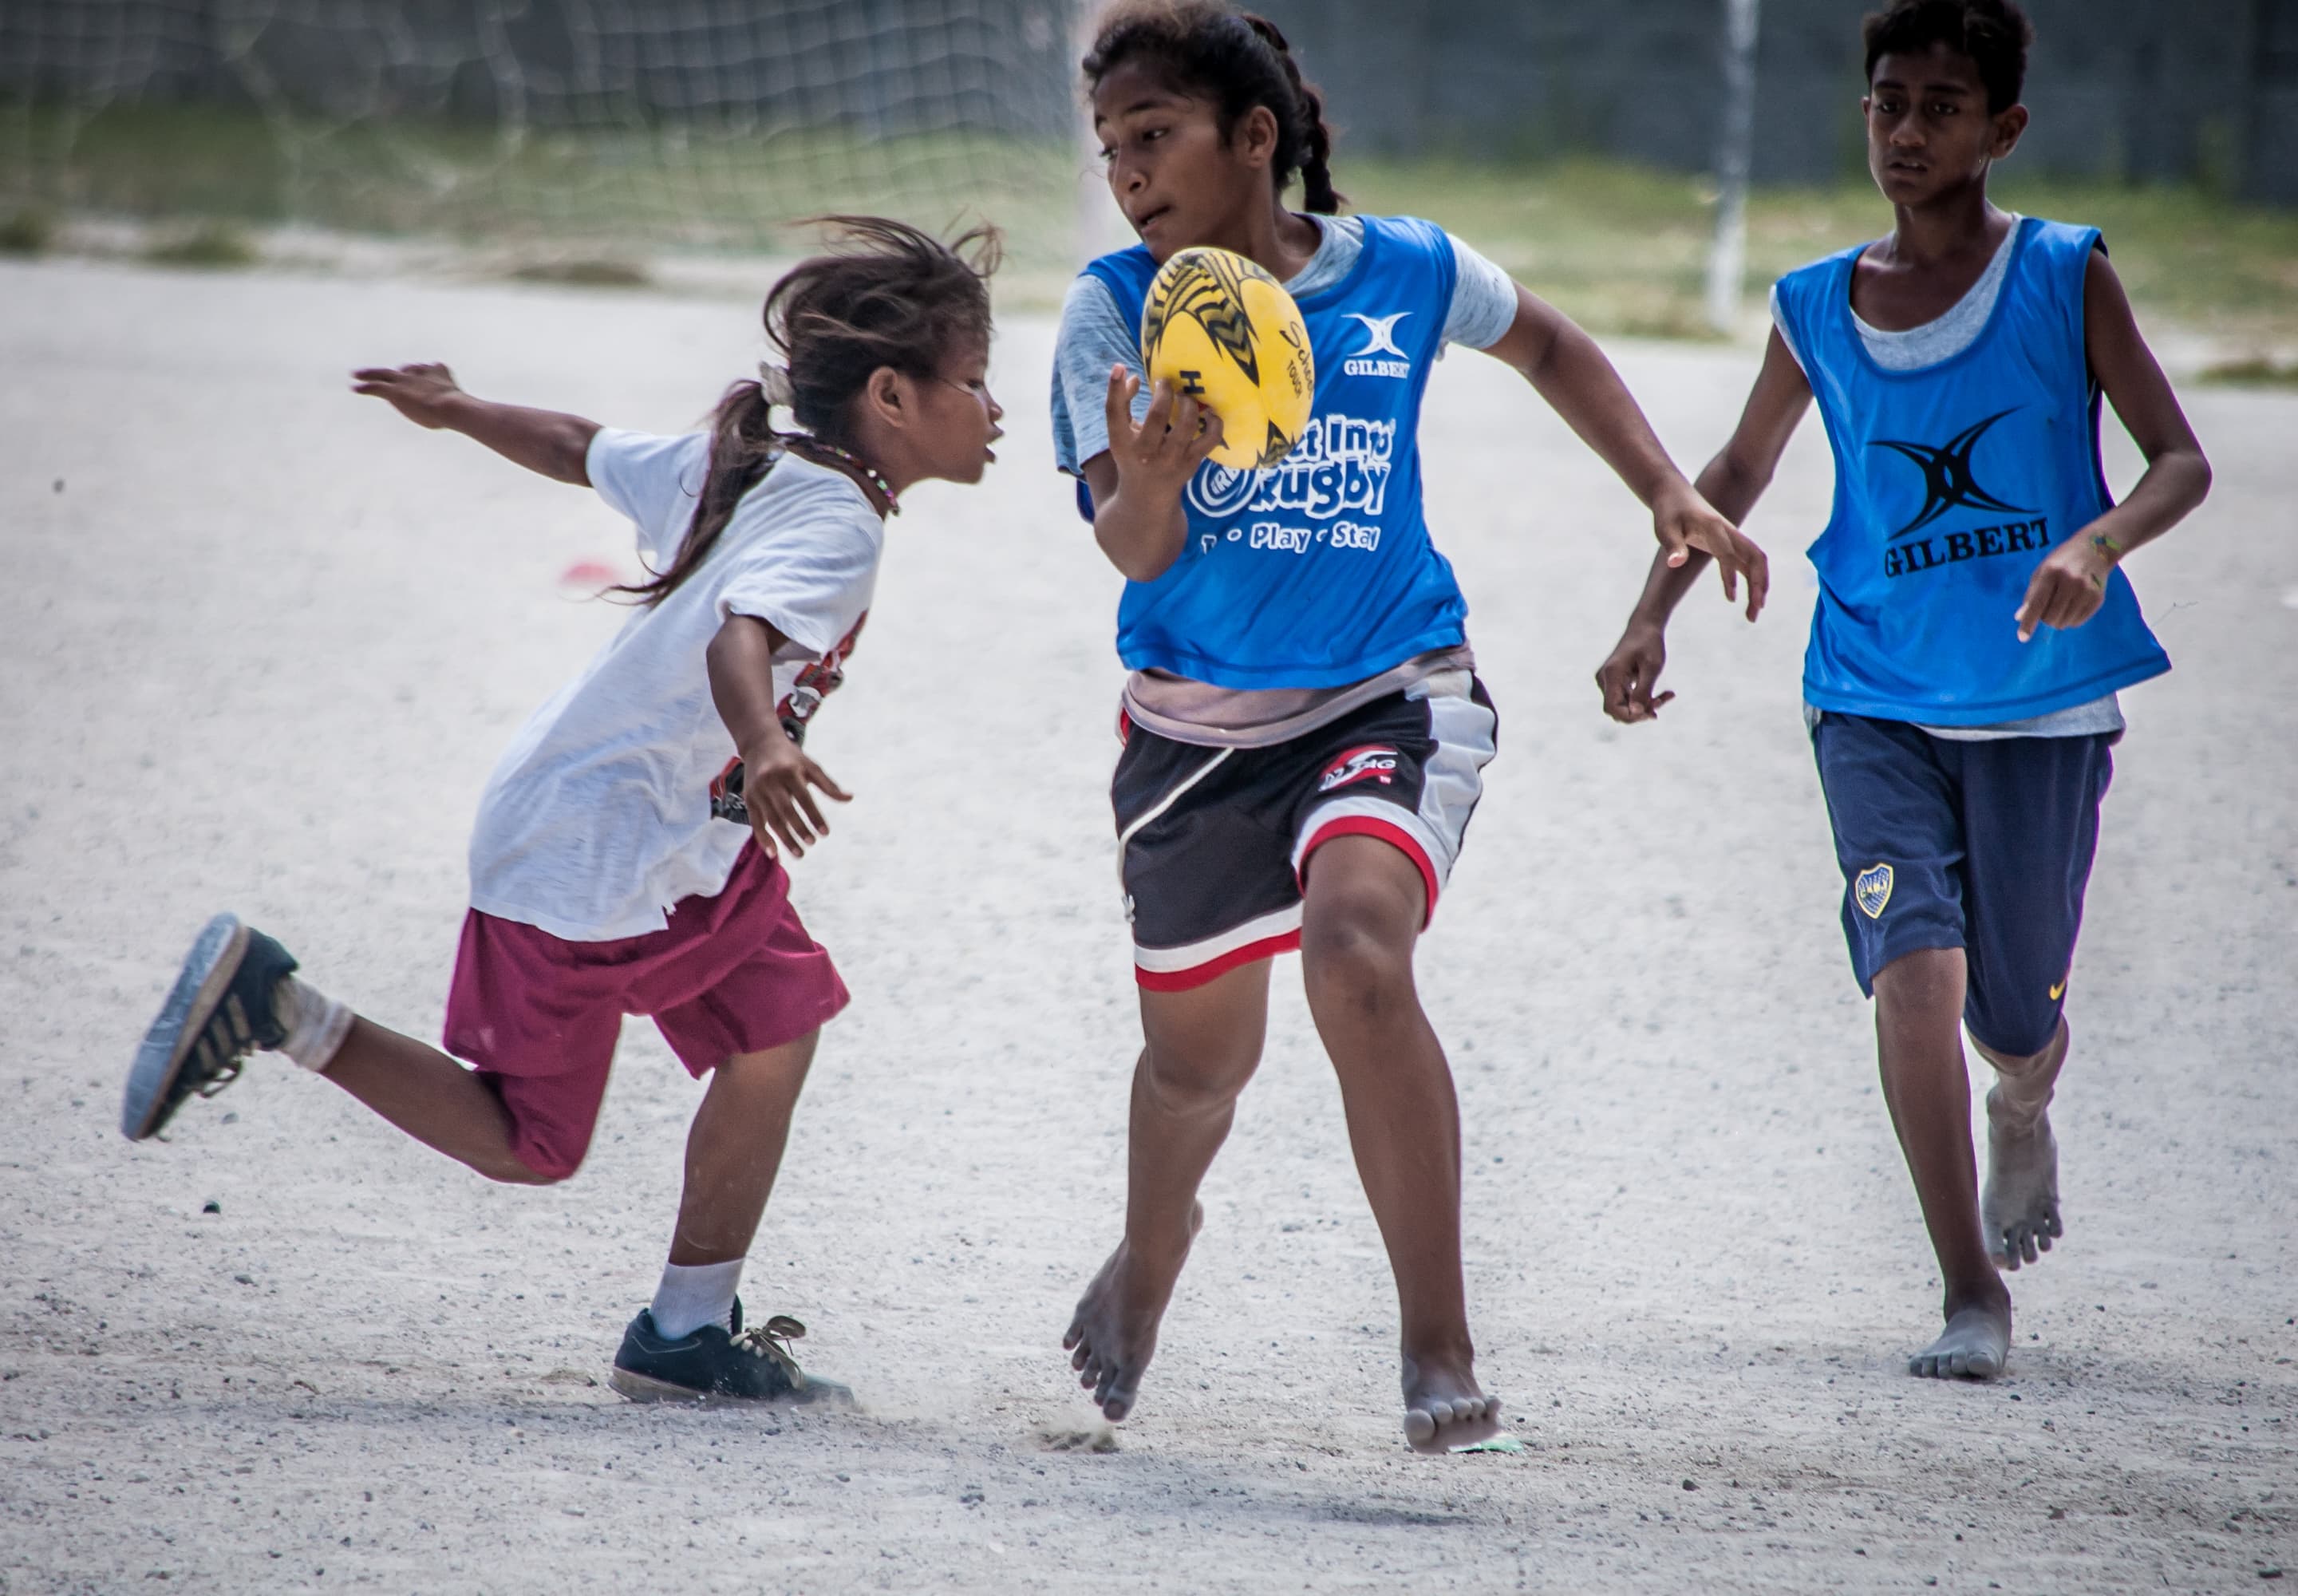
[1341,311,1412,379]
[1871,409,2032,538]
[1319,745,1400,792]
[1869,409,2052,581]
[1854,863,1894,920]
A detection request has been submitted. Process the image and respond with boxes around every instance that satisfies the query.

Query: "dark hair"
[1084,1,1344,215]
[613,215,998,606]
[1862,0,2034,114]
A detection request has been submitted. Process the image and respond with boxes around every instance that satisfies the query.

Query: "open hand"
[351,361,466,429]
[737,732,852,860]
[1654,482,1769,622]
[1104,365,1224,501]
[2015,529,2116,642]
[1595,619,1675,724]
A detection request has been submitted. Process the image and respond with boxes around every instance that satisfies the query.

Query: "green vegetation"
[142,222,258,268]
[0,101,1072,269]
[2198,357,2298,389]
[1343,156,2298,346]
[507,256,653,289]
[0,205,54,254]
[6,100,2293,343]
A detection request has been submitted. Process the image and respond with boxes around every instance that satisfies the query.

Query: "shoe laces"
[734,1314,807,1378]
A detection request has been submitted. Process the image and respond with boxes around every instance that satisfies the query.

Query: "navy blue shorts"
[1810,711,2115,1057]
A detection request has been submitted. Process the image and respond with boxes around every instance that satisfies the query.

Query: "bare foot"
[1983,1091,2063,1270]
[1062,1203,1202,1421]
[1400,1353,1502,1453]
[1909,1294,2012,1380]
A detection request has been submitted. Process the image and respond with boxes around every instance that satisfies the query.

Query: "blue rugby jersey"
[1078,216,1470,690]
[1772,218,2170,725]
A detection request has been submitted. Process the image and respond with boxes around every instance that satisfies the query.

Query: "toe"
[1062,1321,1084,1353]
[1947,1349,1971,1377]
[1100,1377,1136,1422]
[1403,1407,1437,1444]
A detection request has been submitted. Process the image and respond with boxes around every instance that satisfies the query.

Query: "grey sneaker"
[609,1298,855,1407]
[122,913,298,1141]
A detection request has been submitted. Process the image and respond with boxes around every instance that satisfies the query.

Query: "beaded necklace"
[789,437,898,516]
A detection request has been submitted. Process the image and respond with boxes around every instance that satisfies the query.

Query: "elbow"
[1094,525,1179,584]
[1700,451,1772,517]
[704,613,759,678]
[1112,551,1177,584]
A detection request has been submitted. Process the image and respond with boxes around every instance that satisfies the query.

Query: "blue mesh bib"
[1772,218,2169,725]
[1079,216,1471,689]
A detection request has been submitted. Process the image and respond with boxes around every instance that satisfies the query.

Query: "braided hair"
[1084,1,1344,214]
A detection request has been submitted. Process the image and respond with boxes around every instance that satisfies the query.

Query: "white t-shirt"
[466,433,882,942]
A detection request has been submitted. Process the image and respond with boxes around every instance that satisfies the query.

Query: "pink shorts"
[443,845,847,1180]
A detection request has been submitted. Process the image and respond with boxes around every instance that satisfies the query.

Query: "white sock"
[274,975,354,1073]
[650,1258,744,1340]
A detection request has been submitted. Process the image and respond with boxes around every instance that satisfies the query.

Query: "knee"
[1870,946,1964,1015]
[1300,897,1416,1020]
[1139,1039,1258,1119]
[479,1152,566,1187]
[1972,1016,2067,1074]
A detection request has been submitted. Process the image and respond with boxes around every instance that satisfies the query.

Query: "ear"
[861,365,910,431]
[1235,104,1281,172]
[1989,103,2030,160]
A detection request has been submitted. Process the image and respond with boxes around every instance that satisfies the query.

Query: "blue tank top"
[1772,218,2169,725]
[1079,215,1470,689]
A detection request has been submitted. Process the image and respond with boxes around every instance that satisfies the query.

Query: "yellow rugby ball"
[1140,246,1314,471]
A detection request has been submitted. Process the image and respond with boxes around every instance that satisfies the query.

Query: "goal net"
[1,0,1085,267]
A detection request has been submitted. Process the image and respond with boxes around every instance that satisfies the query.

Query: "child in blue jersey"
[1055,1,1771,1452]
[1596,0,2210,1382]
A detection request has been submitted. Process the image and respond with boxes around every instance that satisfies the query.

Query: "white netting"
[0,0,1084,262]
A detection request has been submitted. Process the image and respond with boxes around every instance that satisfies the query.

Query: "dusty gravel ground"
[1,259,2292,1594]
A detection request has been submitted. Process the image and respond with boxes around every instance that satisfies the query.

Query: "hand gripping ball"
[1139,246,1314,471]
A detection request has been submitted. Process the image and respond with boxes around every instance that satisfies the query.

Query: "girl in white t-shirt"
[120,219,1005,1406]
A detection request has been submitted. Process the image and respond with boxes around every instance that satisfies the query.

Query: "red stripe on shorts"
[1298,815,1439,928]
[1134,928,1303,992]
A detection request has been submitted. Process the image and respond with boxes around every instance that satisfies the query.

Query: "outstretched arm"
[2012,250,2211,641]
[1480,282,1770,620]
[351,362,598,487]
[1595,327,1813,723]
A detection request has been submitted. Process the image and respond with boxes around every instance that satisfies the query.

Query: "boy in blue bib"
[1594,0,2210,1382]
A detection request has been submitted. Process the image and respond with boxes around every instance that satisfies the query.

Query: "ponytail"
[1240,13,1340,214]
[1085,2,1346,214]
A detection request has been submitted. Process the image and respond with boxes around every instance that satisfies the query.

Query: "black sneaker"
[609,1298,854,1407]
[121,913,298,1141]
